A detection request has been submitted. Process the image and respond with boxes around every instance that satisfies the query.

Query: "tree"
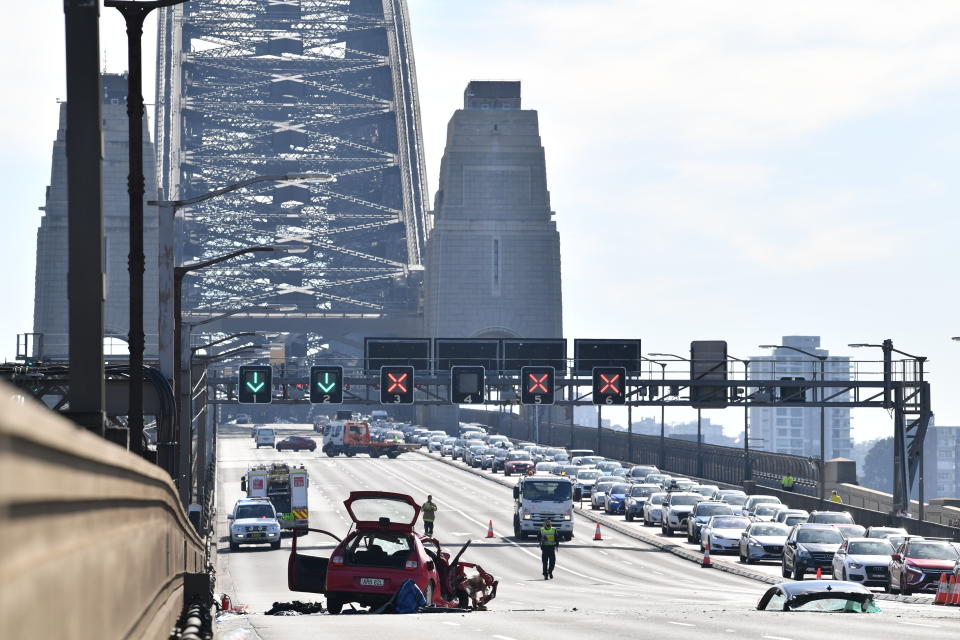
[861,437,894,493]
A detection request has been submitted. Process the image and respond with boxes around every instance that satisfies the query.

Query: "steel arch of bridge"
[156,0,428,327]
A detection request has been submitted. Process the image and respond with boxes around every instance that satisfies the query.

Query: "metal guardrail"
[0,382,207,640]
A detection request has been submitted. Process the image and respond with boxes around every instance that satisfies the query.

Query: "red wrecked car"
[288,491,497,613]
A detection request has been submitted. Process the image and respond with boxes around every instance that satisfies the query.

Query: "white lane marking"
[623,561,633,565]
[668,621,695,627]
[441,621,460,626]
[493,636,518,640]
[372,460,623,586]
[653,570,665,575]
[598,550,608,556]
[897,621,939,628]
[762,636,793,640]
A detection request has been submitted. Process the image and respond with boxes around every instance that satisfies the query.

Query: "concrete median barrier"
[0,383,206,639]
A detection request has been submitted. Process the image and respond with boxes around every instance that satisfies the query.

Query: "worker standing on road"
[538,520,559,580]
[829,490,843,504]
[781,474,795,492]
[421,495,438,536]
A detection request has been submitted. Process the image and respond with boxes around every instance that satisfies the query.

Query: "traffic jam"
[225,413,960,617]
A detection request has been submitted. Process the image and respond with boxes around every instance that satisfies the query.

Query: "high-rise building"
[922,424,960,499]
[33,74,159,359]
[423,81,563,338]
[748,336,852,460]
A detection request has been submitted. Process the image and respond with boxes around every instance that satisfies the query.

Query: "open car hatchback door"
[344,491,421,532]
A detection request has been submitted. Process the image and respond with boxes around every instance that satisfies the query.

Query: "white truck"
[512,475,577,541]
[241,463,309,530]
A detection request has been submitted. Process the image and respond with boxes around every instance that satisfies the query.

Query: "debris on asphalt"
[264,601,326,615]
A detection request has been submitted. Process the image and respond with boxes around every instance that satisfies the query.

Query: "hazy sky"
[2,1,958,441]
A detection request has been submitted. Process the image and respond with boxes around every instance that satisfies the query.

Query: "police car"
[228,497,282,550]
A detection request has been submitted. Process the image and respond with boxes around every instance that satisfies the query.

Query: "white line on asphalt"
[371,460,623,586]
[441,621,460,626]
[598,550,608,555]
[668,621,695,627]
[623,561,633,565]
[762,635,793,640]
[897,621,939,628]
[493,635,518,640]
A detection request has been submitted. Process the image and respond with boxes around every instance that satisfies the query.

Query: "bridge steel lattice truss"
[156,0,429,348]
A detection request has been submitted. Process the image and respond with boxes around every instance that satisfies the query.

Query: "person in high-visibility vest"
[538,520,559,580]
[781,474,796,492]
[829,490,843,504]
[421,495,437,536]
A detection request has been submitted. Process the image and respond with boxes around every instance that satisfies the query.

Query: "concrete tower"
[423,81,563,338]
[33,74,159,359]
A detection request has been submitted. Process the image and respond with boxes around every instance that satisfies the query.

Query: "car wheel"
[326,596,343,615]
[271,540,281,550]
[793,564,805,581]
[781,563,790,579]
[505,471,511,477]
[457,591,470,609]
[229,541,239,552]
[346,451,355,457]
[625,512,633,522]
[275,445,281,451]
[840,568,847,581]
[661,524,671,536]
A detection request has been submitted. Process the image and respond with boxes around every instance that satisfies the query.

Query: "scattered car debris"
[264,601,326,616]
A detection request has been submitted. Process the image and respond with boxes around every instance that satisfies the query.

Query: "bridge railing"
[0,382,207,640]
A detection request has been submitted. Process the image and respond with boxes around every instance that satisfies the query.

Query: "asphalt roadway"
[214,426,955,639]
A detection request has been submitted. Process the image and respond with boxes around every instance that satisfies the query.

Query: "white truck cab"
[512,475,576,541]
[228,497,281,550]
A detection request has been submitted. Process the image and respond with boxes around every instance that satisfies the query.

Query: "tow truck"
[241,463,309,530]
[321,420,418,459]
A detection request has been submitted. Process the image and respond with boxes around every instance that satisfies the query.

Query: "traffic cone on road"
[933,574,949,605]
[701,541,713,569]
[949,575,960,606]
[485,520,494,538]
[593,522,603,541]
[815,568,822,579]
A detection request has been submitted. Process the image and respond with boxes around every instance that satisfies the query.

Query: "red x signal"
[599,373,621,394]
[387,372,408,393]
[527,373,550,393]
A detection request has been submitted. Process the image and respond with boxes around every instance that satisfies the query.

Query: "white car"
[739,521,790,563]
[427,435,447,452]
[832,537,895,586]
[661,492,703,536]
[591,480,620,510]
[642,492,667,526]
[700,515,751,553]
[751,503,789,522]
[742,495,782,519]
[228,498,281,551]
[440,437,457,456]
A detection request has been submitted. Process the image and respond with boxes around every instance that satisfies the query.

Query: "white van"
[255,427,276,448]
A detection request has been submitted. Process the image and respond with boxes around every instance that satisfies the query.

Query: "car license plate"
[249,533,264,538]
[360,578,384,586]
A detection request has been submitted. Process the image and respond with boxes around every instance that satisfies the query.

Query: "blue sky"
[1,1,958,440]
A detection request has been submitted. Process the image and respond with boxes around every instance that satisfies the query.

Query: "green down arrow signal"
[246,371,266,393]
[317,372,336,393]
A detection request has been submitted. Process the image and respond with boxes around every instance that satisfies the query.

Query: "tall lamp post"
[105,0,189,455]
[760,344,827,508]
[849,340,927,520]
[642,356,668,468]
[172,245,303,504]
[650,352,703,476]
[726,354,752,481]
[148,172,334,384]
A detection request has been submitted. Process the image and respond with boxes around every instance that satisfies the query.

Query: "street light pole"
[105,0,188,456]
[150,172,333,384]
[727,355,751,481]
[760,344,827,508]
[173,246,276,505]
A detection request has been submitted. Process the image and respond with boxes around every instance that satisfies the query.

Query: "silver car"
[643,492,668,526]
[739,521,789,563]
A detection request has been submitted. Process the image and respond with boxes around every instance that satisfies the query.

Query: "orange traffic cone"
[815,568,822,579]
[593,522,602,541]
[934,574,949,605]
[949,575,960,606]
[485,520,494,538]
[701,541,712,568]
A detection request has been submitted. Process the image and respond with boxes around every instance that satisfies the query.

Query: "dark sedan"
[276,436,317,452]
